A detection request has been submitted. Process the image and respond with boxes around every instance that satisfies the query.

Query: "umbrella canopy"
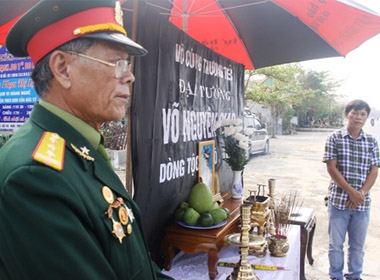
[145,0,380,69]
[0,0,39,46]
[1,0,380,69]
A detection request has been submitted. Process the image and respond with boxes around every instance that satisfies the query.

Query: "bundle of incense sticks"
[272,191,303,237]
[218,262,289,271]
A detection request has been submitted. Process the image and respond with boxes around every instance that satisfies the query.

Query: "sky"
[300,0,380,109]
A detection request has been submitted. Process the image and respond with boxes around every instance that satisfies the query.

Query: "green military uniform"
[0,103,172,279]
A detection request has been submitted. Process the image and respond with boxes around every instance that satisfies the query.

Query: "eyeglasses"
[65,51,131,79]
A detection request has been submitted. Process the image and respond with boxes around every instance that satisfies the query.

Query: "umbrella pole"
[124,0,139,196]
[182,0,188,33]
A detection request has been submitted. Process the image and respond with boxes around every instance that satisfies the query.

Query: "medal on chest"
[102,186,135,243]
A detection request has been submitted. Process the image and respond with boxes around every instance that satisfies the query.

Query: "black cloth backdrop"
[129,4,245,264]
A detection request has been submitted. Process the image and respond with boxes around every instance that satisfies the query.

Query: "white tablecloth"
[162,225,300,280]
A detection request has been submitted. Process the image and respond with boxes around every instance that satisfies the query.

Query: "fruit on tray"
[187,182,214,214]
[174,182,230,227]
[199,213,213,227]
[183,208,200,226]
[209,208,228,225]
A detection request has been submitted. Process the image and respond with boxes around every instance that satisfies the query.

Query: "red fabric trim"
[27,7,123,64]
[0,17,21,46]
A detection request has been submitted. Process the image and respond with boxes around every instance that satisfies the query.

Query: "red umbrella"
[145,0,380,69]
[0,1,39,46]
[2,0,380,70]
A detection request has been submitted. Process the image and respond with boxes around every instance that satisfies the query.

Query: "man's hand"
[346,190,365,209]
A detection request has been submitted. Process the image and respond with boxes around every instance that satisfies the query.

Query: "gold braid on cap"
[115,1,124,26]
[73,23,127,36]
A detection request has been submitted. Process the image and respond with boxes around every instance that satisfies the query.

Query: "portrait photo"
[198,140,215,193]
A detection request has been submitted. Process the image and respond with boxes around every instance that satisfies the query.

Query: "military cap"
[6,0,147,65]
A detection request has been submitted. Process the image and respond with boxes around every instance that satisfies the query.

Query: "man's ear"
[49,50,72,89]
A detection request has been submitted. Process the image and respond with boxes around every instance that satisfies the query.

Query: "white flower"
[244,128,254,135]
[221,119,232,126]
[224,126,236,136]
[235,133,250,143]
[234,126,243,134]
[211,117,252,171]
[211,120,222,131]
[238,141,249,150]
[231,118,243,126]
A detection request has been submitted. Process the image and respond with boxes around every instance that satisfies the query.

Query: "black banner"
[130,4,245,263]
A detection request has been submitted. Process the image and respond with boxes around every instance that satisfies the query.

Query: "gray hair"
[31,38,95,97]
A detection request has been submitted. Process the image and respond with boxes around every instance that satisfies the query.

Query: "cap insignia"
[115,1,124,26]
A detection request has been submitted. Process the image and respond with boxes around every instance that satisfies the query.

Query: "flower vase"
[230,170,243,199]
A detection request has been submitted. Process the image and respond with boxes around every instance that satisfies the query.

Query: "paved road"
[116,120,380,279]
[244,123,380,280]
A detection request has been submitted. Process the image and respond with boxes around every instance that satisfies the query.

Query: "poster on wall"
[129,4,245,263]
[0,46,38,134]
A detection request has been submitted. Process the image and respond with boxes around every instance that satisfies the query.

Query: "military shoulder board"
[32,132,65,171]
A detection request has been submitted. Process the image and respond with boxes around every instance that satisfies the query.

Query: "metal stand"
[227,204,260,280]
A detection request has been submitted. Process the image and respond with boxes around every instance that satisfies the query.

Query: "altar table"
[161,193,242,279]
[162,224,300,280]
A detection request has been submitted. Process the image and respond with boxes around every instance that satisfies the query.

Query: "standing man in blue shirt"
[323,99,379,280]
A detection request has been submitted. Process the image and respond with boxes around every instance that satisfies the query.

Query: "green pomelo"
[199,213,214,227]
[183,208,200,226]
[211,201,220,210]
[209,208,228,225]
[179,201,189,209]
[174,208,186,221]
[187,182,214,214]
[222,207,231,218]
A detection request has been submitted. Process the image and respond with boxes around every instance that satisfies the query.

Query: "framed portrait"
[198,140,221,201]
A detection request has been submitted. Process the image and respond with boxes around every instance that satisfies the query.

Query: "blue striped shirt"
[323,128,379,211]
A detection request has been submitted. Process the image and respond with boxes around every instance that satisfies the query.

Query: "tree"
[295,70,342,127]
[245,64,307,137]
[245,64,343,136]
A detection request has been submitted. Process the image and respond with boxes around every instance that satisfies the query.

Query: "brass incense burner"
[244,186,271,237]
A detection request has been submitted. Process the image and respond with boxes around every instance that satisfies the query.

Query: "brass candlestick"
[227,204,260,280]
